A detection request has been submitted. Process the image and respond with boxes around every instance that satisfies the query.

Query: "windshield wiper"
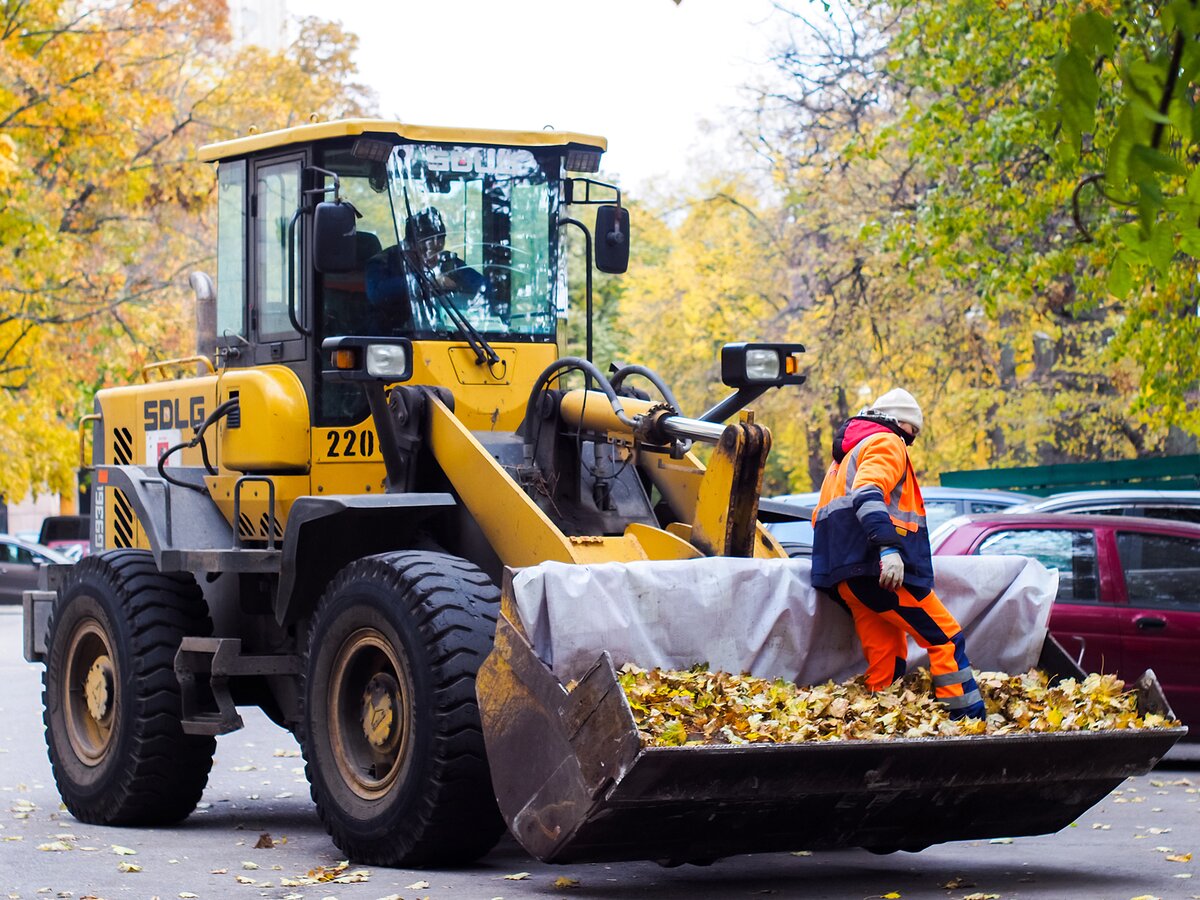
[410,257,501,367]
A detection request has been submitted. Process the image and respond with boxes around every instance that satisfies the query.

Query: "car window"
[1116,531,1200,611]
[765,520,813,546]
[924,500,961,534]
[975,529,1099,604]
[969,501,1014,514]
[12,545,34,565]
[1139,506,1200,525]
[0,542,16,564]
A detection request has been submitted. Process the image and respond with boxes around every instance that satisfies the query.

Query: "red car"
[933,512,1200,733]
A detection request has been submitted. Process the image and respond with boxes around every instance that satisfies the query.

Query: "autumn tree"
[0,0,373,501]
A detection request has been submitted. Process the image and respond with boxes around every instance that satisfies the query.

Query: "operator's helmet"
[405,207,446,246]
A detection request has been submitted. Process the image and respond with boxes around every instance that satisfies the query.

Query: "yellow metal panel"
[199,118,606,162]
[566,535,648,564]
[204,474,311,543]
[446,347,515,385]
[426,395,575,567]
[217,367,310,473]
[622,524,704,561]
[410,341,558,432]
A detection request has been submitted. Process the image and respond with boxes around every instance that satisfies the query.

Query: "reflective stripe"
[856,500,890,521]
[814,495,855,522]
[839,441,927,530]
[932,668,975,687]
[942,688,984,709]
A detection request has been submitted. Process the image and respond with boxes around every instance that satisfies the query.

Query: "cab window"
[255,160,302,339]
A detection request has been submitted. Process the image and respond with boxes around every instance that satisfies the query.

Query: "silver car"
[1005,489,1200,524]
[0,536,70,605]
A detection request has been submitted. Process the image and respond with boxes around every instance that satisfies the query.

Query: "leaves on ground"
[111,845,136,855]
[554,876,580,889]
[406,879,431,889]
[36,840,72,852]
[117,862,142,873]
[279,860,370,886]
[503,872,532,880]
[619,665,1178,746]
[1167,853,1193,863]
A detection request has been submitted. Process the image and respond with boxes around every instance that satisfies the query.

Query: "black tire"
[42,550,216,825]
[301,550,504,867]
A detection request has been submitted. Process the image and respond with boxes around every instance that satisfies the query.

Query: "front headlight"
[720,342,807,389]
[744,348,782,381]
[321,336,414,383]
[366,343,409,379]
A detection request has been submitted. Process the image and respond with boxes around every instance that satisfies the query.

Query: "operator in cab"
[810,388,987,721]
[365,207,486,330]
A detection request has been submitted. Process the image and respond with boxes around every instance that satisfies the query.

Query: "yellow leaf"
[36,841,73,852]
[554,876,581,889]
[1167,853,1193,863]
[111,844,137,855]
[882,893,902,899]
[406,880,430,890]
[118,862,142,873]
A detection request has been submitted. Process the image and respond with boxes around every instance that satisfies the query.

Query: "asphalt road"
[1,605,1197,900]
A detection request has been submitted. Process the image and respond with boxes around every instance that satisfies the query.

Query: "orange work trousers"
[833,576,983,715]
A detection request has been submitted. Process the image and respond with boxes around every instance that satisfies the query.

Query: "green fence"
[939,455,1200,496]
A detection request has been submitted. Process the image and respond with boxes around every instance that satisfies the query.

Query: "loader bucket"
[476,568,1186,864]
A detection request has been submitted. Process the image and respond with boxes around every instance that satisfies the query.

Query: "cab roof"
[198,118,607,163]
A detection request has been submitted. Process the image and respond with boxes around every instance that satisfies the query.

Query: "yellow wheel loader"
[22,118,1184,868]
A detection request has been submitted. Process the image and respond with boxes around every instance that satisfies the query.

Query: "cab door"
[1113,526,1200,726]
[250,153,309,366]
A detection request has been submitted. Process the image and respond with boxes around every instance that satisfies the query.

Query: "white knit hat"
[870,388,923,432]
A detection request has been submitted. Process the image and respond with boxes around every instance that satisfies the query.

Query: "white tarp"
[510,555,1058,686]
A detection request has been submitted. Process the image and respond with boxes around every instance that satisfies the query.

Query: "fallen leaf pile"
[617,664,1180,746]
[279,860,370,886]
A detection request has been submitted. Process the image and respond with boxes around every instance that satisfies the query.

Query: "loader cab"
[200,120,614,431]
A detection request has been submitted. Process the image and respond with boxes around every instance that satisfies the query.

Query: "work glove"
[879,548,904,591]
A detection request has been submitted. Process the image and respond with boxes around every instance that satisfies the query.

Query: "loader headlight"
[366,344,409,379]
[321,336,414,383]
[720,342,807,389]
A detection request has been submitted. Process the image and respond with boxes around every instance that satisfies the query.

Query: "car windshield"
[323,142,561,344]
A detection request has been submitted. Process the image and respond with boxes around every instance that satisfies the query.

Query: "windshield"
[321,142,561,344]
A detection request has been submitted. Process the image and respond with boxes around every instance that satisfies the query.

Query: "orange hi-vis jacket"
[810,418,933,591]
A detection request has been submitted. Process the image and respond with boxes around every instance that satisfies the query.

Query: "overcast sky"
[284,0,781,191]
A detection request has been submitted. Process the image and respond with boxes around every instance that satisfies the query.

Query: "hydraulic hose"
[156,397,240,493]
[609,363,684,415]
[523,357,635,438]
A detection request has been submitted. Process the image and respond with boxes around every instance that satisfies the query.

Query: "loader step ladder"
[175,637,300,735]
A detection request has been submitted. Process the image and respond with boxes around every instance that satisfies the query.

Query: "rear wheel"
[301,550,504,866]
[43,550,216,824]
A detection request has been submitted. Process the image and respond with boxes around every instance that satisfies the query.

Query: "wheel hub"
[85,657,113,721]
[361,673,399,748]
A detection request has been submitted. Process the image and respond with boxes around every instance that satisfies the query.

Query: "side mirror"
[594,205,630,274]
[313,202,357,274]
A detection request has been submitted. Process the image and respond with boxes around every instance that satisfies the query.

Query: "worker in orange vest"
[811,388,986,720]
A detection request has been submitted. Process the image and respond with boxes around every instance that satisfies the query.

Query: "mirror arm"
[564,177,622,208]
[558,217,594,364]
[304,166,342,203]
[698,386,771,424]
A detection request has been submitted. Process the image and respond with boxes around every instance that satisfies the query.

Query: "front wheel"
[301,550,504,867]
[43,551,216,825]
